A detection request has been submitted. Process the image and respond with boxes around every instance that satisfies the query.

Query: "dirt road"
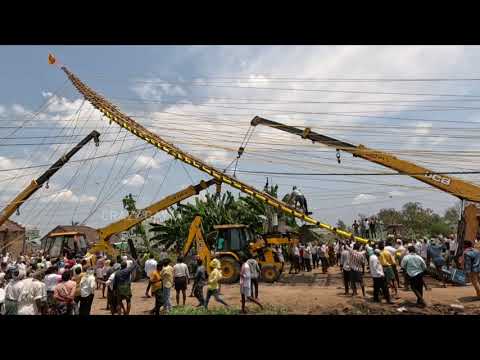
[91,265,480,315]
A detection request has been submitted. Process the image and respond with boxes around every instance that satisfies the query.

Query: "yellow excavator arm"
[251,116,480,202]
[56,62,368,245]
[88,179,218,256]
[182,215,212,267]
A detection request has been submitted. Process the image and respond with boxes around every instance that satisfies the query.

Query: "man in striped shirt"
[349,243,366,297]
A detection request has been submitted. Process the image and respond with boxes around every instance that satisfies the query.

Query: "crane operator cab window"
[215,228,250,252]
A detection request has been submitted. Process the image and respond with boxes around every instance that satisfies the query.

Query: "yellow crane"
[250,116,480,254]
[42,179,218,263]
[51,58,368,245]
[0,130,100,227]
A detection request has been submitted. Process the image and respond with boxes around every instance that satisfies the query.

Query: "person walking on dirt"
[192,258,206,307]
[369,249,392,304]
[240,260,263,314]
[161,259,174,312]
[173,256,190,307]
[205,259,229,310]
[401,246,427,307]
[385,240,401,290]
[112,259,138,315]
[462,240,480,298]
[144,254,157,298]
[340,244,352,295]
[247,256,261,299]
[299,244,305,271]
[378,242,398,297]
[150,262,164,315]
[349,243,366,297]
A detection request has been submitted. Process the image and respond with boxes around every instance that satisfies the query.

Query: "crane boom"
[97,179,217,243]
[251,116,480,203]
[56,63,367,244]
[0,130,100,227]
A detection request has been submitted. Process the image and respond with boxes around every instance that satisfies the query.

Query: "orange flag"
[48,53,56,65]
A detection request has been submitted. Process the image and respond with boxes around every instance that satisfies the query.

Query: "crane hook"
[336,149,341,164]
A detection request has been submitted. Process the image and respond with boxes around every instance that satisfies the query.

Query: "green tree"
[336,219,347,230]
[122,193,150,251]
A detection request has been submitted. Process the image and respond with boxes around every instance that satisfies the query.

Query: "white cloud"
[11,104,28,115]
[0,105,5,114]
[414,122,432,135]
[0,156,16,170]
[352,193,377,204]
[122,174,145,187]
[40,189,97,203]
[135,155,161,169]
[41,91,53,98]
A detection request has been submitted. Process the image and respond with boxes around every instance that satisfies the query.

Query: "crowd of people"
[352,217,379,240]
[1,230,479,315]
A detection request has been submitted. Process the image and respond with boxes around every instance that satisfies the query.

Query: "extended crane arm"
[0,130,100,227]
[181,215,211,265]
[97,179,217,243]
[251,116,480,202]
[56,63,367,244]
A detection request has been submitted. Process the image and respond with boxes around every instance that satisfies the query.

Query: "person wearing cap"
[401,246,427,307]
[204,258,229,310]
[369,248,392,304]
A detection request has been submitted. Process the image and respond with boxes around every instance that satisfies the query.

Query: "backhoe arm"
[251,116,480,202]
[91,179,218,255]
[182,215,211,268]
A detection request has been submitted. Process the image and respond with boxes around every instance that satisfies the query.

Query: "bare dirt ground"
[91,265,480,315]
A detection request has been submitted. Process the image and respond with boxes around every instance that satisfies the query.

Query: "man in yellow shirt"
[150,263,164,316]
[378,242,398,296]
[205,258,229,310]
[160,259,174,312]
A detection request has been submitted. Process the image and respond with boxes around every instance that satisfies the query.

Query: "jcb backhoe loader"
[182,215,299,283]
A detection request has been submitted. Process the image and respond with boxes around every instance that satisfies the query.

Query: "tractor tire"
[219,256,240,284]
[261,265,280,283]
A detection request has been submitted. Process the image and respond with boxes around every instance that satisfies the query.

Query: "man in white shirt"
[385,240,401,289]
[17,273,47,315]
[173,256,190,306]
[369,249,392,304]
[289,245,300,274]
[144,254,158,298]
[79,268,96,315]
[340,245,352,295]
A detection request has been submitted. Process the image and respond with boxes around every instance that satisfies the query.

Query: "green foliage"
[373,201,458,239]
[336,219,347,230]
[122,193,149,250]
[149,185,299,250]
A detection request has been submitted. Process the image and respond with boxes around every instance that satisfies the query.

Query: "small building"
[0,219,26,258]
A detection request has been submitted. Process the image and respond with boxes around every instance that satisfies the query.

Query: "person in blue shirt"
[401,246,427,307]
[463,240,480,298]
[427,239,447,288]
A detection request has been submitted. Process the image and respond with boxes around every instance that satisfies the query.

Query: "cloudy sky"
[1,45,480,236]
